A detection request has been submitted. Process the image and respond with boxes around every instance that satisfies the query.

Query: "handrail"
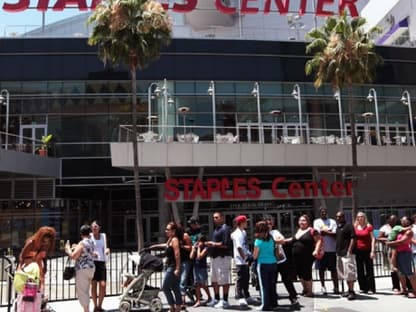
[0,255,15,312]
[117,123,416,147]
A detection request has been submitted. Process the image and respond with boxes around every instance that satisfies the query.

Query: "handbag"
[22,281,38,302]
[63,257,75,280]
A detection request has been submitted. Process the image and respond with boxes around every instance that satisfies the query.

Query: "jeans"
[180,260,191,296]
[277,261,297,299]
[236,264,250,299]
[162,267,182,305]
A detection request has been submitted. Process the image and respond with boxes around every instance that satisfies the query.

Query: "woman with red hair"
[18,226,56,292]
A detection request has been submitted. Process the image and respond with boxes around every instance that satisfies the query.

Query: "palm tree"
[305,11,382,217]
[88,0,172,250]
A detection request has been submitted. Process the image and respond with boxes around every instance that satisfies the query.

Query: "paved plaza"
[2,276,414,312]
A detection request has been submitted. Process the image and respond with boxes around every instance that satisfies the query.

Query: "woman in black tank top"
[150,222,182,312]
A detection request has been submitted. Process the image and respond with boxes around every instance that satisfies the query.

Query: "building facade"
[1,12,416,249]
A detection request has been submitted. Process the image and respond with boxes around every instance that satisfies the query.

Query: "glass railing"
[117,123,416,147]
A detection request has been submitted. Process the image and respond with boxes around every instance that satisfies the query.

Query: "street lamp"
[0,89,10,150]
[367,88,381,145]
[147,82,161,131]
[161,79,174,141]
[334,89,344,139]
[400,90,415,146]
[207,81,216,141]
[251,82,263,143]
[291,84,303,142]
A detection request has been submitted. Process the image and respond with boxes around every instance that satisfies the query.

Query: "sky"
[0,5,83,36]
[361,0,400,29]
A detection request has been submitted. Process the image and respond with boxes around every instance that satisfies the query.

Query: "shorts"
[92,261,107,281]
[397,251,415,277]
[316,252,336,271]
[336,254,357,282]
[194,266,208,285]
[210,256,231,285]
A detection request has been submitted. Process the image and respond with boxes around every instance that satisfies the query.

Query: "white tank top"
[91,233,106,262]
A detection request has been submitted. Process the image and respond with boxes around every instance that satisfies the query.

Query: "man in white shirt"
[231,215,254,306]
[313,207,339,295]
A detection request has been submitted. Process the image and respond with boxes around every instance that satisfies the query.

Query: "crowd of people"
[12,210,416,312]
[152,209,416,311]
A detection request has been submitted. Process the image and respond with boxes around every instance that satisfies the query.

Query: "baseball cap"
[234,215,248,224]
[187,216,199,225]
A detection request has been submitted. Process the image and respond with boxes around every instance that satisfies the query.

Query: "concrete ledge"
[110,142,416,168]
[0,149,60,178]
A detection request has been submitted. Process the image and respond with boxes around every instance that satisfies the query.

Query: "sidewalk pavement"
[3,277,415,312]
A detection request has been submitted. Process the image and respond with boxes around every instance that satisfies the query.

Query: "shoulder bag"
[63,257,75,280]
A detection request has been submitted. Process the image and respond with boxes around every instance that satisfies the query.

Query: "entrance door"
[277,210,294,238]
[19,124,47,152]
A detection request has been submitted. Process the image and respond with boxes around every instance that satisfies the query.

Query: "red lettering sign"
[2,0,359,16]
[164,176,353,202]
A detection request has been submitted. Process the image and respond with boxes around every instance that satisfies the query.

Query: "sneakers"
[246,296,259,305]
[321,286,327,295]
[207,299,218,307]
[289,298,299,305]
[347,291,356,300]
[238,298,248,306]
[214,300,230,309]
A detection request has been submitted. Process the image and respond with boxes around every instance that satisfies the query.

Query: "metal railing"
[1,243,392,308]
[117,123,416,147]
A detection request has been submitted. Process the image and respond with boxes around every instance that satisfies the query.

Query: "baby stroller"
[119,251,164,312]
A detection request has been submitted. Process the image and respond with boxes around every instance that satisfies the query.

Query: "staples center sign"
[164,177,353,202]
[3,0,359,17]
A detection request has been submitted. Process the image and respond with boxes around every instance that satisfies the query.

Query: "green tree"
[88,0,172,250]
[305,11,382,217]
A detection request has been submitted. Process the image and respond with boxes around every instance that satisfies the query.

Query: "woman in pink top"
[387,216,416,298]
[354,212,376,294]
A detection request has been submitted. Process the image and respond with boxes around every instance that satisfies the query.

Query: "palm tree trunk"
[348,85,358,218]
[130,66,144,251]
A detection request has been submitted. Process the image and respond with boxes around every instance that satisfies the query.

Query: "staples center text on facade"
[164,177,353,202]
[2,0,359,17]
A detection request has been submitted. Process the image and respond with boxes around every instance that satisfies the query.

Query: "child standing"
[388,224,411,272]
[190,235,212,307]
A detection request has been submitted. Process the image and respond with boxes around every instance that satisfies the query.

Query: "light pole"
[207,81,216,141]
[0,89,10,150]
[161,79,174,142]
[367,88,381,145]
[251,82,263,143]
[291,84,303,143]
[401,90,415,146]
[147,82,161,131]
[334,89,344,139]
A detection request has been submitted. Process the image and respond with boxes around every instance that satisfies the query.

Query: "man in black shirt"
[335,211,357,300]
[206,212,232,309]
